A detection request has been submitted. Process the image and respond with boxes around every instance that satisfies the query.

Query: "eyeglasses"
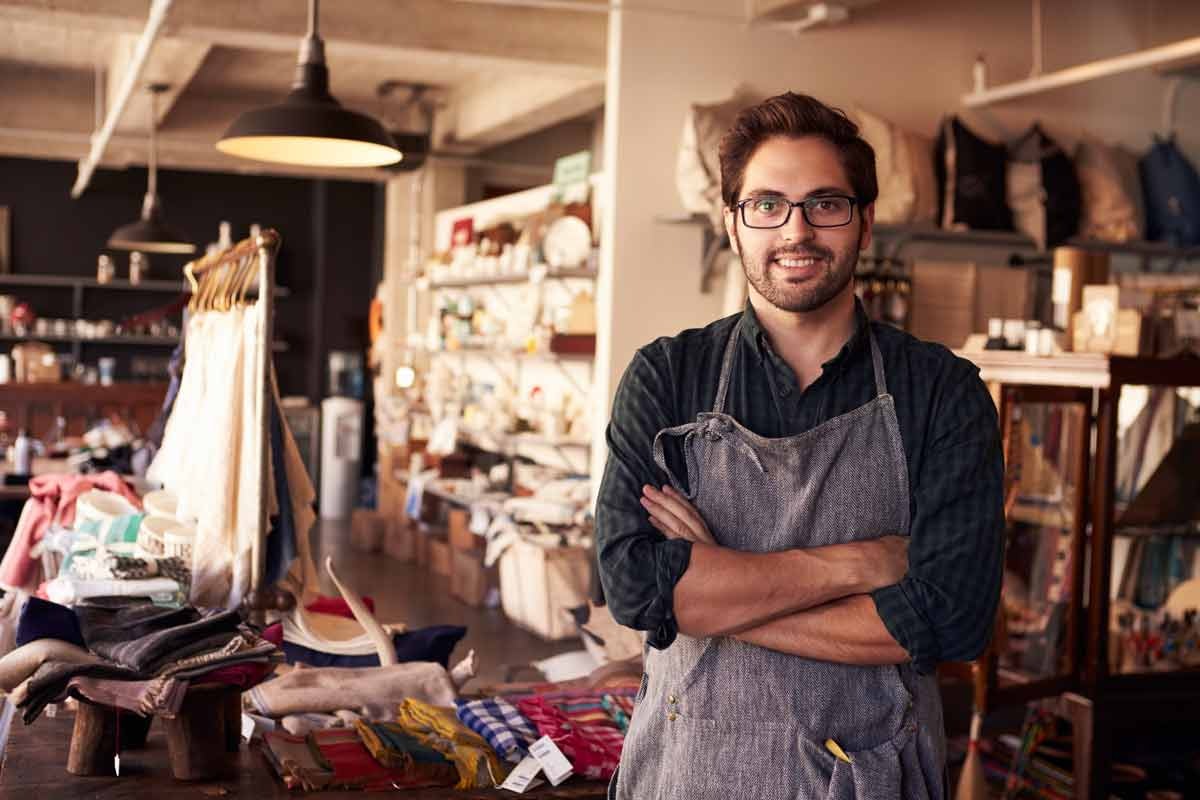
[735,194,858,229]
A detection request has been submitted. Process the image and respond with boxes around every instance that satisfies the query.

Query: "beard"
[734,226,860,314]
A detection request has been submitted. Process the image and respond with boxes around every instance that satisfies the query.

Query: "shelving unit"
[961,349,1200,800]
[0,273,293,364]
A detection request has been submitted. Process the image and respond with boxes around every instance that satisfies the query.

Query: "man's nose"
[780,205,817,242]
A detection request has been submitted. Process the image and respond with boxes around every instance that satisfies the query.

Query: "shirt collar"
[740,297,871,373]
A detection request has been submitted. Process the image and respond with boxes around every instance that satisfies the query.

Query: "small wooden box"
[350,509,385,553]
[451,548,498,608]
[384,518,415,562]
[429,535,452,577]
[448,509,481,552]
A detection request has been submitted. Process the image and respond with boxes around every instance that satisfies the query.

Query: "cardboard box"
[910,261,977,348]
[448,509,481,552]
[1052,247,1110,347]
[451,548,498,608]
[498,536,592,641]
[414,525,432,568]
[429,535,452,577]
[384,518,415,562]
[911,261,1035,349]
[350,509,384,553]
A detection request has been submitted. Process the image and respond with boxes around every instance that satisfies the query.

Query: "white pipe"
[964,35,1200,108]
[71,0,174,199]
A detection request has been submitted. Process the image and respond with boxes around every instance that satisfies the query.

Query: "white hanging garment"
[188,308,247,606]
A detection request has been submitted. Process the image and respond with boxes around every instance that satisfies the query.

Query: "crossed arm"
[642,484,910,665]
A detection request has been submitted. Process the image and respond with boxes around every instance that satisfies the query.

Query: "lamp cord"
[147,87,158,199]
[308,0,319,39]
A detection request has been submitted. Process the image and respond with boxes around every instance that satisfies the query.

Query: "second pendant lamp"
[108,83,195,255]
[216,0,401,168]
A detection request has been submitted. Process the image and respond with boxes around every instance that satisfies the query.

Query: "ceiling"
[0,0,609,186]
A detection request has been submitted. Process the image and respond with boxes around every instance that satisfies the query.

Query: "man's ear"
[723,206,740,256]
[858,202,875,252]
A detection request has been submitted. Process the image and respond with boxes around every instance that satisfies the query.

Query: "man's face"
[723,135,873,314]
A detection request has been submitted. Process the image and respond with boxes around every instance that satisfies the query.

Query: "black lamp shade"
[107,193,195,254]
[383,132,430,173]
[217,78,402,168]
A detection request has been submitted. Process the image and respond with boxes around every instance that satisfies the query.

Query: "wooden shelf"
[428,267,597,289]
[461,428,591,452]
[428,346,592,362]
[957,350,1200,389]
[872,224,1200,260]
[0,273,290,296]
[0,333,288,351]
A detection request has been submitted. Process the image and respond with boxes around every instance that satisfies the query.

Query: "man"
[596,92,1004,799]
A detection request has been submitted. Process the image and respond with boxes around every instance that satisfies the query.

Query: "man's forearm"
[672,542,884,638]
[731,594,909,664]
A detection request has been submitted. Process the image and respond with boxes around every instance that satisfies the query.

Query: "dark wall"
[0,156,379,401]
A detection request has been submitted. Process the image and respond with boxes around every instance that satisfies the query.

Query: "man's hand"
[640,484,716,545]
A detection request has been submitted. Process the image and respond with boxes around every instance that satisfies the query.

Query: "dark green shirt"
[595,302,1004,674]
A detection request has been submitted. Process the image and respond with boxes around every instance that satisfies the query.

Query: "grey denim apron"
[611,317,945,800]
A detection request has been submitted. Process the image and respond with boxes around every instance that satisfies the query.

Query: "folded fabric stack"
[0,596,280,724]
[262,725,459,792]
[256,662,643,786]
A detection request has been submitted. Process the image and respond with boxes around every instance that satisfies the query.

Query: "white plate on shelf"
[542,216,592,270]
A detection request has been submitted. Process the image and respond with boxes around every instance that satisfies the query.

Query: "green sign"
[553,150,592,204]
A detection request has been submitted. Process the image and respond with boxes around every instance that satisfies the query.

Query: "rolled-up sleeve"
[872,359,1005,674]
[596,349,693,650]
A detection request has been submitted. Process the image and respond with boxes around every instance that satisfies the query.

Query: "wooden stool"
[66,685,242,781]
[161,684,242,780]
[67,702,152,776]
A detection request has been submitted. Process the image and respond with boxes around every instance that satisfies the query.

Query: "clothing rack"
[182,230,280,610]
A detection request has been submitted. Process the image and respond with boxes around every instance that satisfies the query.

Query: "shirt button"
[667,713,677,722]
[667,695,677,704]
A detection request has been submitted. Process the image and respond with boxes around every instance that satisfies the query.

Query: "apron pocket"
[823,721,933,800]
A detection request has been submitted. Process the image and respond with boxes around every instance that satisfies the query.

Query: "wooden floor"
[309,517,582,689]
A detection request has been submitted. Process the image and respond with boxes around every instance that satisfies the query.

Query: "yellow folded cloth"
[395,697,509,789]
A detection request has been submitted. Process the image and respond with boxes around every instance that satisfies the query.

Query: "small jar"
[129,252,148,285]
[97,254,115,284]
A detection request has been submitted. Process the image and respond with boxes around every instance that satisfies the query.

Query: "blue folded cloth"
[282,624,466,668]
[16,597,85,649]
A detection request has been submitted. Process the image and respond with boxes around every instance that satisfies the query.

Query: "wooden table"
[0,456,72,501]
[1,705,610,799]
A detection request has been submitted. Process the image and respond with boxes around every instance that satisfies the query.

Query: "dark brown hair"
[718,92,877,211]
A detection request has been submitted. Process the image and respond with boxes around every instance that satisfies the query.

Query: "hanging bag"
[1139,135,1200,246]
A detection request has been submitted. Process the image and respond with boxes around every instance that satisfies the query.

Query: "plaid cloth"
[455,696,539,764]
[517,695,624,782]
[602,693,635,732]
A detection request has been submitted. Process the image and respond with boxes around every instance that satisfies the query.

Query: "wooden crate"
[428,534,451,577]
[350,509,384,553]
[448,509,482,552]
[384,518,415,562]
[451,548,498,608]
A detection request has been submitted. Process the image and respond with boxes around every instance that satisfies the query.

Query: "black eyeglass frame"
[734,194,860,229]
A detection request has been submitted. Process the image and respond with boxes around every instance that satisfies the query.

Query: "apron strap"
[651,423,701,500]
[711,317,743,414]
[868,324,888,398]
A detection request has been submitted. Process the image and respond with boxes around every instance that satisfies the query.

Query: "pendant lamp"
[107,83,196,254]
[216,0,401,168]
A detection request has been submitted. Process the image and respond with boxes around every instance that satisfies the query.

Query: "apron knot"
[699,415,766,474]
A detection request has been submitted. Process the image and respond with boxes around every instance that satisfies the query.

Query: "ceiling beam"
[109,33,211,134]
[0,0,606,80]
[449,74,604,148]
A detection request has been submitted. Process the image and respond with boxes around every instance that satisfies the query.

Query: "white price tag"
[499,754,545,793]
[529,735,573,786]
